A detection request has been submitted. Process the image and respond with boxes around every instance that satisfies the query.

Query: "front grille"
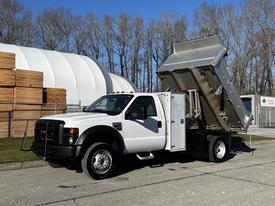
[34,120,65,144]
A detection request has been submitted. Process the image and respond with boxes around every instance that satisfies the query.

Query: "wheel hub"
[215,141,226,159]
[92,149,112,175]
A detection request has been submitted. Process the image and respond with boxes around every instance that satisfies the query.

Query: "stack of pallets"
[0,52,67,138]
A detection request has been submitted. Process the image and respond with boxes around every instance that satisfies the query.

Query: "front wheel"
[81,142,117,180]
[208,136,229,163]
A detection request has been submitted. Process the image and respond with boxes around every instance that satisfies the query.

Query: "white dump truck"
[32,36,253,179]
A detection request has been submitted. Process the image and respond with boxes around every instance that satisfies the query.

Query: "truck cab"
[32,93,169,179]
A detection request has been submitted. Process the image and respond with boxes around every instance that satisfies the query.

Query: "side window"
[126,96,157,117]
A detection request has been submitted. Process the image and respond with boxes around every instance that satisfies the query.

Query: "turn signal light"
[69,128,79,135]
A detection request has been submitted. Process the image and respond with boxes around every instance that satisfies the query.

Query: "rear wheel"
[81,142,117,179]
[208,136,229,163]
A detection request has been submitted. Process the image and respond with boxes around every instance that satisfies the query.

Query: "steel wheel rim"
[91,149,112,175]
[215,141,226,159]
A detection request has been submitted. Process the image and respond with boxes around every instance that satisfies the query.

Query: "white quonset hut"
[0,43,136,106]
[109,73,136,93]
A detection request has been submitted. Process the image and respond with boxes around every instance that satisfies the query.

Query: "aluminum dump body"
[157,35,252,131]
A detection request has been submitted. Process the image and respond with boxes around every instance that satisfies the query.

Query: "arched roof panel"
[63,53,97,105]
[0,43,29,68]
[0,43,136,105]
[110,74,137,93]
[17,46,55,86]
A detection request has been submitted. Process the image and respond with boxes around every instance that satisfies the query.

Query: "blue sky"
[19,0,240,22]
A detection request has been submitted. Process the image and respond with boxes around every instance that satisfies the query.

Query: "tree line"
[0,0,274,95]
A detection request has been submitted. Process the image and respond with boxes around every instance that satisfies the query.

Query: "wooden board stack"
[0,52,15,139]
[42,88,66,116]
[0,52,67,138]
[13,69,43,138]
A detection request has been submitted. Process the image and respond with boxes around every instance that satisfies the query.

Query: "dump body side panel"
[158,35,252,131]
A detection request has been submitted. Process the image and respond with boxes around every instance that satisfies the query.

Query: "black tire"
[81,142,117,180]
[208,135,229,163]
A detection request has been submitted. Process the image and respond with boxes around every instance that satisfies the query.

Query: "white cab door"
[122,96,165,153]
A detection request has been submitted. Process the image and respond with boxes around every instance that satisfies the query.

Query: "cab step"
[136,152,154,160]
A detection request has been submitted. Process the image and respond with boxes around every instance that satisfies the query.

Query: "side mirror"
[82,106,87,112]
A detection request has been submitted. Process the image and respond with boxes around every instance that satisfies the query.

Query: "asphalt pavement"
[0,140,275,206]
[247,128,275,138]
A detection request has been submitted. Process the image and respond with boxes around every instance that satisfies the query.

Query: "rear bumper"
[32,141,76,159]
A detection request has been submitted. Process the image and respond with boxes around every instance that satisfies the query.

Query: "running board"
[136,152,154,160]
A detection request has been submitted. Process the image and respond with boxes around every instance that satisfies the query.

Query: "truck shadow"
[231,137,256,153]
[114,151,195,177]
[228,137,256,160]
[58,138,256,177]
[114,140,256,177]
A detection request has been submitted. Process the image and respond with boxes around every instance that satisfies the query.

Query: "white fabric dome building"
[0,43,136,106]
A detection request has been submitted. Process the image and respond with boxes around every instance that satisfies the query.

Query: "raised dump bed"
[157,35,253,131]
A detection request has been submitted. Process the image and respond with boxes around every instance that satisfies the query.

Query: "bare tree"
[59,9,75,53]
[72,15,87,55]
[173,16,188,43]
[249,0,275,95]
[193,0,274,95]
[102,15,115,73]
[36,8,65,50]
[83,13,102,60]
[0,0,272,95]
[130,16,144,87]
[144,22,155,92]
[0,0,34,45]
[193,2,223,37]
[115,13,132,78]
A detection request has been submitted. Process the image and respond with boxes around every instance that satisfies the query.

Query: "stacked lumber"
[0,87,14,103]
[0,52,15,139]
[14,87,42,104]
[0,69,15,86]
[13,105,42,120]
[12,70,43,138]
[42,88,66,114]
[15,69,43,88]
[12,120,36,138]
[0,104,12,138]
[43,88,66,104]
[0,52,15,69]
[0,104,12,121]
[12,105,39,138]
[0,52,67,138]
[0,122,10,139]
[13,104,42,138]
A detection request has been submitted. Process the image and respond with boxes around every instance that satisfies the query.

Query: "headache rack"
[157,35,253,132]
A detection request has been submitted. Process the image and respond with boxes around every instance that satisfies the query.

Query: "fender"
[75,125,126,158]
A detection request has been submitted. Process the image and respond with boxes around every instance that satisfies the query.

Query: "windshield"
[85,94,134,115]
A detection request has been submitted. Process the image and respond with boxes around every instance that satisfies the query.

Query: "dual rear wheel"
[208,135,229,163]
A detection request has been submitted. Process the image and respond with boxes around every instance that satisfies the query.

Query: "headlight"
[63,128,79,145]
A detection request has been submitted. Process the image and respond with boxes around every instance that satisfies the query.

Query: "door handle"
[157,121,162,128]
